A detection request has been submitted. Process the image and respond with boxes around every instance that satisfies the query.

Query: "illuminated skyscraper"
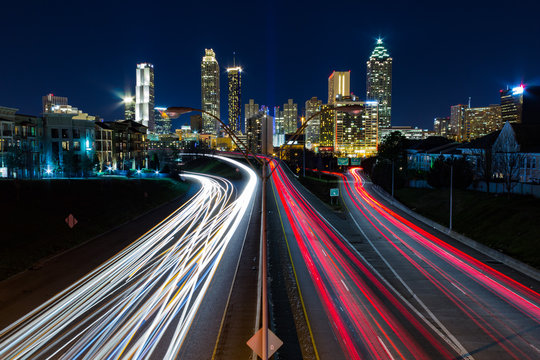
[283,99,298,134]
[227,65,242,133]
[273,107,284,146]
[319,96,378,156]
[201,49,220,135]
[465,105,502,140]
[123,95,135,121]
[246,106,272,154]
[449,104,468,141]
[305,97,322,145]
[135,63,155,132]
[154,107,172,134]
[500,85,524,123]
[328,71,350,104]
[245,99,259,134]
[367,39,392,129]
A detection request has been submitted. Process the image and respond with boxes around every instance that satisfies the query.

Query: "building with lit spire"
[227,62,242,133]
[367,38,392,130]
[201,49,220,135]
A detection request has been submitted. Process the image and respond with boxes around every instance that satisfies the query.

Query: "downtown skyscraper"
[227,65,242,133]
[328,71,350,105]
[201,49,220,135]
[135,63,155,132]
[367,39,392,130]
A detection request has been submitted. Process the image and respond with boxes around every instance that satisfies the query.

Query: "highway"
[0,155,258,360]
[268,158,540,360]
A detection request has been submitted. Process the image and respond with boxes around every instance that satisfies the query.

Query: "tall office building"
[367,39,392,129]
[246,106,272,155]
[273,107,285,146]
[201,49,220,135]
[123,96,135,121]
[135,63,155,132]
[305,97,322,145]
[319,96,378,156]
[227,65,242,133]
[334,95,378,156]
[42,94,68,113]
[450,104,469,141]
[283,99,298,134]
[328,71,350,105]
[245,99,259,133]
[500,85,523,123]
[319,104,335,151]
[154,107,172,134]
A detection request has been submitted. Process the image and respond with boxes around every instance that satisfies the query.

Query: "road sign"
[351,157,362,166]
[337,157,349,166]
[247,328,283,359]
[330,188,339,197]
[65,214,78,229]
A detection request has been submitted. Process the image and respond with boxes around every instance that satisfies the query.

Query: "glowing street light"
[123,96,134,104]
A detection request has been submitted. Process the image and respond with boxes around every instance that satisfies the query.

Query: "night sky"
[2,0,539,130]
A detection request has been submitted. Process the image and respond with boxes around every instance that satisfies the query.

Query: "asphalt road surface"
[268,159,540,360]
[0,155,258,360]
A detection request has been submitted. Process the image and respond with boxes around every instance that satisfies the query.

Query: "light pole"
[449,163,453,231]
[391,159,395,198]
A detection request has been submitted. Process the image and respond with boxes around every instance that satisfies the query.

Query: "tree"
[81,154,94,178]
[371,131,408,192]
[62,149,80,178]
[471,147,494,193]
[5,146,24,178]
[427,156,473,189]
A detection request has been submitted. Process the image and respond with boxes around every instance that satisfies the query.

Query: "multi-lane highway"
[268,159,540,360]
[0,155,258,360]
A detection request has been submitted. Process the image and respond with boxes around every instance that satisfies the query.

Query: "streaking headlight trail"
[0,155,257,360]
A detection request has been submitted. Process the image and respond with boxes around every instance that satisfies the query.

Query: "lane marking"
[270,178,320,360]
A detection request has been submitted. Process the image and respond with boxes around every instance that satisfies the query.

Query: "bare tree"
[471,147,494,194]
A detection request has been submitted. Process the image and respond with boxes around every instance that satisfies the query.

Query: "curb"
[369,183,540,282]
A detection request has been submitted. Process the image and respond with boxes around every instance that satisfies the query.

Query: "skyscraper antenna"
[233,51,236,67]
[468,96,471,108]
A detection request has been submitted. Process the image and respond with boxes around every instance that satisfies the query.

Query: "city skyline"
[1,1,539,130]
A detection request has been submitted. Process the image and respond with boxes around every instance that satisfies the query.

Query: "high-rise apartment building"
[135,63,155,132]
[367,39,392,130]
[328,71,350,105]
[449,104,469,141]
[465,105,502,140]
[227,65,242,133]
[154,107,172,134]
[201,49,220,135]
[42,94,68,113]
[283,99,298,134]
[305,97,322,145]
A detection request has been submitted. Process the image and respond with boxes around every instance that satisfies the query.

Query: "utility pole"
[449,164,453,231]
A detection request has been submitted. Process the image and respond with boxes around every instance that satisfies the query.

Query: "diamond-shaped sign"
[65,214,78,229]
[247,328,283,359]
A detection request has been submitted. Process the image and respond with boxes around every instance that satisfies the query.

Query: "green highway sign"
[351,158,362,166]
[330,188,339,197]
[337,157,349,166]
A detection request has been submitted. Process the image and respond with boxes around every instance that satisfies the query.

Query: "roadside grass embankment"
[395,187,540,269]
[183,156,243,180]
[0,178,189,280]
[297,169,343,211]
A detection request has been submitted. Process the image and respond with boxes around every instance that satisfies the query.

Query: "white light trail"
[0,155,258,360]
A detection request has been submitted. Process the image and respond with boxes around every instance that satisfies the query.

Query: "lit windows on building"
[201,49,220,135]
[227,66,242,133]
[135,63,155,132]
[305,97,322,145]
[328,71,350,105]
[366,38,392,130]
